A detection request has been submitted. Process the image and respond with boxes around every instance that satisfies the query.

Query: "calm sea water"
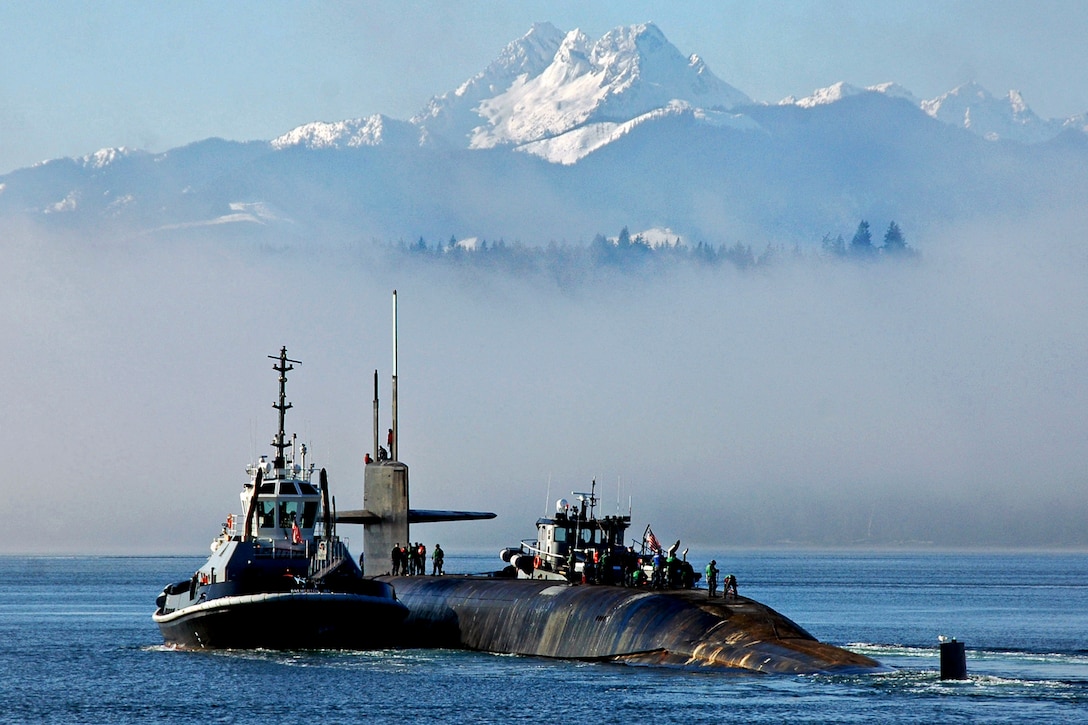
[1,551,1085,724]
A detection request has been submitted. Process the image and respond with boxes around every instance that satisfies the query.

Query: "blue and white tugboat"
[153,348,408,649]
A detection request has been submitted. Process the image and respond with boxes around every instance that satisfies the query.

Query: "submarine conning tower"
[337,291,494,574]
[362,459,410,573]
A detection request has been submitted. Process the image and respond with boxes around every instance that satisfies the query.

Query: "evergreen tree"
[821,232,846,257]
[722,241,754,269]
[849,221,874,258]
[882,221,907,255]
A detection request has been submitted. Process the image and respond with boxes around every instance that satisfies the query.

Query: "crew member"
[705,560,720,597]
[432,544,444,575]
[391,543,401,575]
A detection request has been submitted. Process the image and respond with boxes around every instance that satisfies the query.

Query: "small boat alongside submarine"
[378,483,879,674]
[152,348,408,649]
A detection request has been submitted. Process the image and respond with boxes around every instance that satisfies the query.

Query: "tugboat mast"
[269,347,302,469]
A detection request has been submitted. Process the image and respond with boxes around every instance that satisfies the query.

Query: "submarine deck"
[381,575,881,674]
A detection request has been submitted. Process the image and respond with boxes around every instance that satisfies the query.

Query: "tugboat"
[499,479,700,588]
[153,348,408,649]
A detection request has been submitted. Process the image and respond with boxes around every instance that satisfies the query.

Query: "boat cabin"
[239,454,321,545]
[523,482,631,576]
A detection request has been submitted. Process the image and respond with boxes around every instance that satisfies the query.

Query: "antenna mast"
[269,347,301,469]
[392,290,398,461]
[372,369,379,462]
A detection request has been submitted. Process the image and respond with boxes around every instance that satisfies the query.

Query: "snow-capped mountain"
[268,23,1083,158]
[919,82,1063,143]
[781,80,1075,144]
[460,23,750,152]
[276,21,752,163]
[780,81,918,108]
[2,22,1086,248]
[271,114,421,150]
[410,21,567,147]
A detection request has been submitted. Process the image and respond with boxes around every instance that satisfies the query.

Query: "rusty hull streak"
[382,576,880,674]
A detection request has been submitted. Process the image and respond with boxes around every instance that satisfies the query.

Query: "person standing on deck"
[706,560,719,597]
[432,544,444,575]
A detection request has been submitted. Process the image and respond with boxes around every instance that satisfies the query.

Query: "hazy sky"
[4,210,1087,555]
[2,1,1086,556]
[2,0,1087,174]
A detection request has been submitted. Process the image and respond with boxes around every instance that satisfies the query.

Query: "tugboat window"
[279,501,301,528]
[302,501,318,528]
[298,483,318,496]
[279,482,298,495]
[258,501,276,528]
[554,528,566,543]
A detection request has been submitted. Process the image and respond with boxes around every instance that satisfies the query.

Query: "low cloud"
[2,209,1085,555]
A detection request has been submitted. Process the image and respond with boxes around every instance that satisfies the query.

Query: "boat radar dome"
[556,499,569,513]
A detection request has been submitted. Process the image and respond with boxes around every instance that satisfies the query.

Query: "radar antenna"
[269,347,302,469]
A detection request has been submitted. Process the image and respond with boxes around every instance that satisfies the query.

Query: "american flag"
[645,526,662,553]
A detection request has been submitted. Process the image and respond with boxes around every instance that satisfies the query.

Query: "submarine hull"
[154,591,408,650]
[381,576,879,674]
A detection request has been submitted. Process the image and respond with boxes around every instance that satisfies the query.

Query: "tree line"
[820,220,915,259]
[395,220,916,277]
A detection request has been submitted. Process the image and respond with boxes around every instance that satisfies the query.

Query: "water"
[2,551,1085,723]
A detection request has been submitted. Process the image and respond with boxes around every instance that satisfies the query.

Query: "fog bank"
[2,212,1086,554]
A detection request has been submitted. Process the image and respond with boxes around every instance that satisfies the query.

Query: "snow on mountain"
[780,81,918,108]
[627,226,684,248]
[518,100,759,165]
[464,23,751,151]
[80,147,137,169]
[272,114,421,150]
[271,23,1085,160]
[781,79,1079,144]
[1061,113,1088,134]
[410,22,567,147]
[919,82,1062,142]
[3,21,1087,250]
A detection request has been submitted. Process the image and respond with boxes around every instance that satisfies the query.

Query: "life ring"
[533,555,542,569]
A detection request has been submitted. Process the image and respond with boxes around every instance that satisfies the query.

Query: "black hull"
[154,591,408,649]
[381,576,881,674]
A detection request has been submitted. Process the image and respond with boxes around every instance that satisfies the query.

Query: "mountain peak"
[409,22,566,145]
[441,23,750,152]
[271,114,421,150]
[80,146,137,169]
[781,81,918,108]
[921,82,1057,142]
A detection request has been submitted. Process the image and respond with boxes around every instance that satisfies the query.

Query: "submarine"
[336,292,881,674]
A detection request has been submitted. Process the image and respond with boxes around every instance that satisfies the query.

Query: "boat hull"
[381,576,880,674]
[153,591,408,649]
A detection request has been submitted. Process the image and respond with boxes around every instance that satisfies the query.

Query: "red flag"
[291,521,302,544]
[645,526,661,553]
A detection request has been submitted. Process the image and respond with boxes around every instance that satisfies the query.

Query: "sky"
[2,1,1087,556]
[2,0,1088,174]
